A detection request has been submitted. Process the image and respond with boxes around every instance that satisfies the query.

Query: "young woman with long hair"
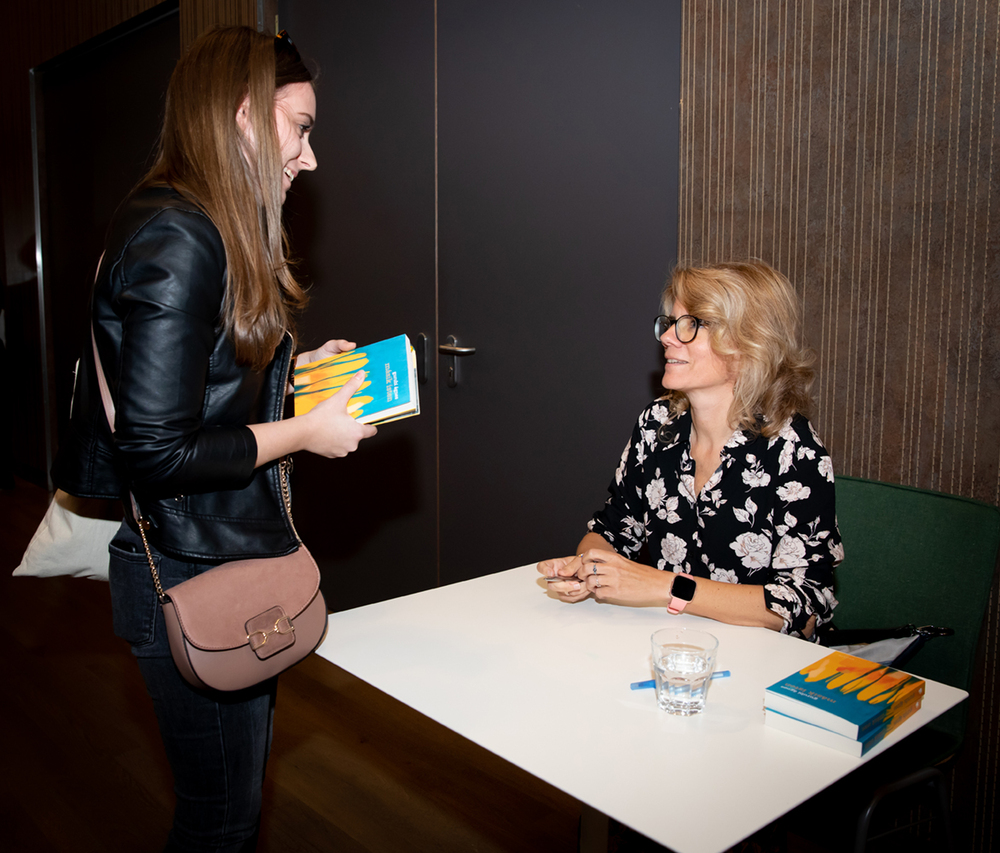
[54,27,375,851]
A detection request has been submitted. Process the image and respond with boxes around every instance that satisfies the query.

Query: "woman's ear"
[236,96,251,134]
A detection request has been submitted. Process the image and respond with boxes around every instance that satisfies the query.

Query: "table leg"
[579,803,609,853]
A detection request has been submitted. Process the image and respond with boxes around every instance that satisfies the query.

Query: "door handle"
[439,335,476,387]
[438,341,477,356]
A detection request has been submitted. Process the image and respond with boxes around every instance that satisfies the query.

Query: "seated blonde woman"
[539,260,841,640]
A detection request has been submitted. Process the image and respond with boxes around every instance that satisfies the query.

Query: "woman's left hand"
[290,340,357,393]
[297,339,356,368]
[577,548,674,606]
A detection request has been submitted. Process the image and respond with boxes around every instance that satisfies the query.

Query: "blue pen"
[630,670,731,690]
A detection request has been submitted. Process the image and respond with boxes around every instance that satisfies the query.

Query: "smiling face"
[273,81,317,203]
[659,300,736,401]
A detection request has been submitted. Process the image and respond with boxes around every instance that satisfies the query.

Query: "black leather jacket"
[53,186,299,562]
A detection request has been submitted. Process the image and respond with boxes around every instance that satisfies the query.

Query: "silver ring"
[596,580,601,588]
[592,564,598,574]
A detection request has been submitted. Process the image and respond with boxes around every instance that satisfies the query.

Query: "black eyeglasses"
[654,314,708,344]
[274,30,302,64]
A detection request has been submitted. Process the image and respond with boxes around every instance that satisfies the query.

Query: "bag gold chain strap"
[136,458,297,605]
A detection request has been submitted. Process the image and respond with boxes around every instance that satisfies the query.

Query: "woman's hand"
[249,369,376,466]
[298,369,378,458]
[576,549,674,606]
[537,555,591,602]
[296,339,356,368]
[291,340,357,394]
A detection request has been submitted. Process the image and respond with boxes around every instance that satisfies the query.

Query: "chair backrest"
[833,476,1000,742]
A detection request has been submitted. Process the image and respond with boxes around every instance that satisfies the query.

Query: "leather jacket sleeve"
[96,204,258,499]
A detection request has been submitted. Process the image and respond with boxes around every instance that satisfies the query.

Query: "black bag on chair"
[819,622,954,670]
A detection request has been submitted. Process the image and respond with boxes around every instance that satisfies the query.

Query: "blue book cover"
[293,334,420,425]
[765,699,922,757]
[764,650,925,740]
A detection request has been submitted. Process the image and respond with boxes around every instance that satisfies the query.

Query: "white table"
[315,564,967,853]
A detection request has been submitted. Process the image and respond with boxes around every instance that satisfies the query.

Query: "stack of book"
[764,650,926,757]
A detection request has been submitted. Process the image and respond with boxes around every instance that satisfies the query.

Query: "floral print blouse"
[588,402,842,638]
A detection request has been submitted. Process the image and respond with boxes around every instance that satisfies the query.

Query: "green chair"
[794,475,1000,853]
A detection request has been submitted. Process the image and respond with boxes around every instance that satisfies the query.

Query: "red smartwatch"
[668,574,697,614]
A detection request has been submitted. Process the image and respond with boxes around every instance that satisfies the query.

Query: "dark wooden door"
[281,0,681,605]
[436,1,681,583]
[33,2,180,483]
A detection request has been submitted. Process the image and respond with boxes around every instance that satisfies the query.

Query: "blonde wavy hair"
[140,27,312,370]
[662,260,815,438]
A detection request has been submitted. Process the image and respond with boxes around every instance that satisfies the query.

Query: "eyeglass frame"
[654,314,709,344]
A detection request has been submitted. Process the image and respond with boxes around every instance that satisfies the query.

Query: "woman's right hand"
[537,555,591,602]
[300,369,378,457]
[249,369,376,466]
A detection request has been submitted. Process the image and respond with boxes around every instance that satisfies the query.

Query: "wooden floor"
[0,478,583,852]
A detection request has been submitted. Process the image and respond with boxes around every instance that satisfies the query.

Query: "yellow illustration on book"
[294,351,374,417]
[798,653,923,707]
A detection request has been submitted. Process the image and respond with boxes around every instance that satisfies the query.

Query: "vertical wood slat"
[179,0,261,52]
[679,2,1000,850]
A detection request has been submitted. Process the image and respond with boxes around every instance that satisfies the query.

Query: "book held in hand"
[293,334,420,425]
[764,650,925,751]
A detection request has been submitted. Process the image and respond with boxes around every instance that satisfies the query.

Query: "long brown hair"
[141,27,313,370]
[663,260,815,438]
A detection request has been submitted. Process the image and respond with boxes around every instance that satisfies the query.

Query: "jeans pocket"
[108,540,159,650]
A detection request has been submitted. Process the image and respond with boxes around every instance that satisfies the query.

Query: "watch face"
[672,574,697,602]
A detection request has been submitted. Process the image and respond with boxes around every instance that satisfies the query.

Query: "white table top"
[316,564,967,853]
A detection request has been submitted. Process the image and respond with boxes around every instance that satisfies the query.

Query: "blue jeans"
[109,522,276,853]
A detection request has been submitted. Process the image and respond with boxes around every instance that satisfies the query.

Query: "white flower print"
[775,510,798,538]
[645,478,667,510]
[778,421,798,442]
[742,455,771,488]
[650,403,671,424]
[797,445,816,461]
[615,440,631,485]
[818,455,834,483]
[661,495,681,524]
[767,583,798,603]
[829,538,845,563]
[776,481,811,502]
[660,533,688,567]
[679,471,697,504]
[733,496,758,526]
[778,440,795,475]
[622,516,645,541]
[726,430,750,448]
[711,566,740,584]
[767,601,794,633]
[730,532,771,569]
[771,535,808,569]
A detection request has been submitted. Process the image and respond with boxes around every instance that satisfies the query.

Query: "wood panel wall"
[679,2,999,850]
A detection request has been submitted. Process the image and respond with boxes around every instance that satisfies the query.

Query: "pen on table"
[630,670,731,690]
